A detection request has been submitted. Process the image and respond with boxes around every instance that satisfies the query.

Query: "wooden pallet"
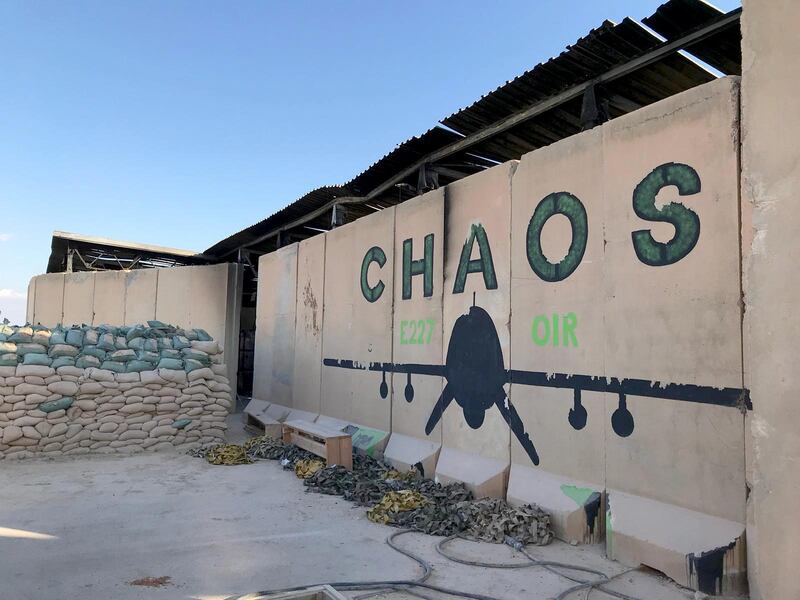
[282,419,353,470]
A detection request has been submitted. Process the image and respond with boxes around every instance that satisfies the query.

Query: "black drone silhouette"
[323,302,751,466]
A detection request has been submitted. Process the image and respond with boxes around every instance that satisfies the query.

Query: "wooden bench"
[282,419,353,470]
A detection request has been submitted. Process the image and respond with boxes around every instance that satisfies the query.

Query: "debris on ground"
[460,497,553,545]
[188,432,553,546]
[367,490,428,524]
[205,444,252,465]
[294,458,325,479]
[127,576,172,587]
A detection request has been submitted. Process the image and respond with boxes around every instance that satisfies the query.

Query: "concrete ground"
[0,418,699,600]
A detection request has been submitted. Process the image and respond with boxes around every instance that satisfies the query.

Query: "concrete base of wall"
[348,425,389,460]
[265,403,292,422]
[434,447,508,499]
[383,433,440,479]
[315,415,351,432]
[243,400,285,437]
[607,490,747,596]
[244,399,270,420]
[507,464,603,544]
[285,409,318,423]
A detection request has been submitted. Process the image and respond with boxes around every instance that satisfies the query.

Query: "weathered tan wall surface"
[27,264,243,388]
[291,235,326,416]
[252,77,749,594]
[741,2,800,598]
[321,207,396,431]
[253,245,298,408]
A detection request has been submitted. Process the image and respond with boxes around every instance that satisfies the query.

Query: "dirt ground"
[0,418,699,600]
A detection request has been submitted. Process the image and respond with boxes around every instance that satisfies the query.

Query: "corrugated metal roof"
[643,0,742,75]
[202,0,742,260]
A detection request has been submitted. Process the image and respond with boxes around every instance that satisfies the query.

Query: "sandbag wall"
[0,322,232,459]
[254,78,749,595]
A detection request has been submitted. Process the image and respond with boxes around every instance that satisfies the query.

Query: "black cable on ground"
[224,529,504,600]
[437,534,643,600]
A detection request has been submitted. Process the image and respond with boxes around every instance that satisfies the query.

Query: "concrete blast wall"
[741,1,800,598]
[27,264,243,389]
[253,77,749,595]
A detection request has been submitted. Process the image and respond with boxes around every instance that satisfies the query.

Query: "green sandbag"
[98,333,116,351]
[0,353,18,367]
[173,418,191,429]
[172,335,191,350]
[49,344,79,358]
[0,341,17,354]
[49,330,67,345]
[65,328,84,347]
[81,345,107,360]
[110,349,136,362]
[137,350,159,364]
[183,359,205,372]
[126,325,145,343]
[84,329,99,346]
[147,320,171,330]
[126,360,154,373]
[8,327,33,343]
[16,343,46,356]
[127,337,146,351]
[160,348,181,359]
[180,348,210,365]
[0,324,14,338]
[115,336,128,350]
[100,360,126,373]
[194,328,212,342]
[157,337,174,350]
[23,353,52,366]
[184,329,199,341]
[39,397,73,413]
[51,356,76,369]
[157,357,184,370]
[75,355,101,369]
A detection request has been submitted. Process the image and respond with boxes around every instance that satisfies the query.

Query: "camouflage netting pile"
[195,433,553,546]
[0,321,232,459]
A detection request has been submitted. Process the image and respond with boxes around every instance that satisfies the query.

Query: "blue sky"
[0,0,739,324]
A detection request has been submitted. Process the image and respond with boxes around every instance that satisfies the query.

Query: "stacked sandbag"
[0,321,231,460]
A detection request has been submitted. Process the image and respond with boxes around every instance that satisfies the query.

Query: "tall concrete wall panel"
[32,273,64,327]
[253,245,298,407]
[92,271,126,325]
[385,190,444,474]
[25,277,35,323]
[601,78,745,524]
[154,265,193,330]
[509,126,606,486]
[741,1,800,597]
[320,207,396,431]
[436,164,514,499]
[62,272,96,326]
[123,269,157,326]
[292,235,326,415]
